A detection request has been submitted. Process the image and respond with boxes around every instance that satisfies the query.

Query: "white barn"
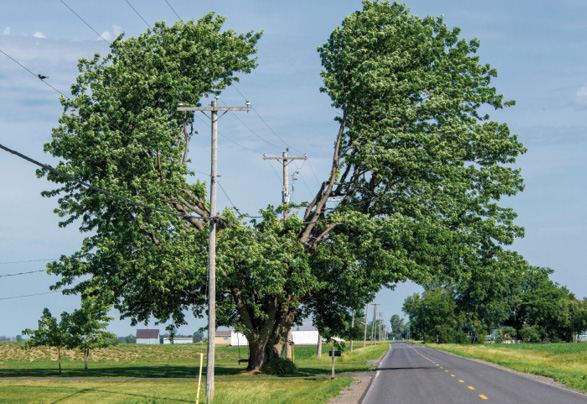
[136,329,160,345]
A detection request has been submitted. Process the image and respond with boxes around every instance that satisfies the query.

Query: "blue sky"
[1,0,586,338]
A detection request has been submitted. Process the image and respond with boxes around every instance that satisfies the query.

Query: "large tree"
[42,2,526,372]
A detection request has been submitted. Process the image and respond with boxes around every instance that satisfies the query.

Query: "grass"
[0,341,387,403]
[0,378,353,404]
[0,341,387,378]
[430,343,587,393]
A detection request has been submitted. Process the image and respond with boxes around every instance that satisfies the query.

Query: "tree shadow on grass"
[4,380,193,404]
[0,365,251,379]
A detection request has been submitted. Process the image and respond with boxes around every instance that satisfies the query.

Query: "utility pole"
[263,149,307,220]
[371,304,379,345]
[178,99,250,404]
[363,304,369,348]
[263,149,306,360]
[350,311,355,352]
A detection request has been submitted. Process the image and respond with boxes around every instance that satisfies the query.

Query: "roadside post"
[329,345,341,379]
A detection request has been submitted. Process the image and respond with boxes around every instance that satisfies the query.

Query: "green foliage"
[390,314,406,340]
[39,1,527,372]
[262,356,297,375]
[22,308,75,373]
[403,289,457,343]
[41,15,261,329]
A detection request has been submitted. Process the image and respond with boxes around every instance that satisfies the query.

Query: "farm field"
[431,343,587,393]
[0,341,387,403]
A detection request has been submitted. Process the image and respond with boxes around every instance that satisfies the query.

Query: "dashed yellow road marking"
[458,380,464,383]
[468,386,475,390]
[450,374,455,377]
[444,370,449,373]
[479,395,488,400]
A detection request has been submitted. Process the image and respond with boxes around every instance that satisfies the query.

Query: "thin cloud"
[32,32,46,39]
[3,27,10,35]
[98,25,123,42]
[576,86,587,104]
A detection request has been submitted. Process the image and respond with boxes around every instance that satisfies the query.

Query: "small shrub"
[262,356,297,375]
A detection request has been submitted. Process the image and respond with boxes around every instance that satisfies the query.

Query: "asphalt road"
[362,342,587,404]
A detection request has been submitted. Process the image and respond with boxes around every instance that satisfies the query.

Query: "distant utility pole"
[263,149,307,220]
[363,304,369,348]
[371,304,379,345]
[350,311,355,352]
[178,99,250,404]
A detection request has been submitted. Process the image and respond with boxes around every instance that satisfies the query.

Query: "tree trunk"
[317,333,322,358]
[58,347,62,374]
[243,304,296,372]
[84,349,89,369]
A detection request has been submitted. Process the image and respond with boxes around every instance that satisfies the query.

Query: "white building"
[230,323,333,347]
[136,329,160,345]
[163,337,193,344]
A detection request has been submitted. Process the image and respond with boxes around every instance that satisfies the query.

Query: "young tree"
[23,309,74,374]
[41,2,526,372]
[69,299,116,369]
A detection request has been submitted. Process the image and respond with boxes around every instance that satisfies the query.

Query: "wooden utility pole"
[371,304,379,345]
[178,99,250,404]
[363,304,369,348]
[350,311,355,352]
[263,149,307,220]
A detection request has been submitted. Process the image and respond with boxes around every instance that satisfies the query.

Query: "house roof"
[216,331,231,337]
[136,329,160,339]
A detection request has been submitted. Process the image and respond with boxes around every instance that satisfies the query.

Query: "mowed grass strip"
[430,343,587,393]
[0,342,387,378]
[0,377,353,404]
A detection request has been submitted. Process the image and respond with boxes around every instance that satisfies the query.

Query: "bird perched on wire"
[37,74,48,80]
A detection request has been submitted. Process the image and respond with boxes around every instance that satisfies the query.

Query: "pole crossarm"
[178,106,251,112]
[263,150,307,220]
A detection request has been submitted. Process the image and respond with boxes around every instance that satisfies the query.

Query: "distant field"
[0,341,387,403]
[431,343,587,393]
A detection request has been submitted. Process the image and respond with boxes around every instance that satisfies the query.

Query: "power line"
[0,48,67,96]
[217,180,243,216]
[0,269,47,278]
[0,143,208,221]
[124,0,152,29]
[0,258,57,265]
[164,0,181,20]
[219,99,282,151]
[0,291,58,301]
[230,84,304,155]
[59,0,111,44]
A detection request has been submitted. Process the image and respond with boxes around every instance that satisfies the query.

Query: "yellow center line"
[444,370,449,373]
[479,395,488,400]
[450,374,455,377]
[458,380,464,383]
[468,386,475,390]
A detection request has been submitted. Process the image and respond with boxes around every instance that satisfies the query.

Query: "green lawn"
[0,341,387,403]
[0,378,354,404]
[430,343,587,393]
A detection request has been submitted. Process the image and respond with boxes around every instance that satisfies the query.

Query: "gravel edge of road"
[325,348,389,404]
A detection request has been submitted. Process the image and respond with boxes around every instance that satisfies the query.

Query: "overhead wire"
[164,0,181,20]
[59,0,111,45]
[0,143,209,221]
[124,0,152,29]
[0,291,58,301]
[0,258,58,265]
[0,269,47,278]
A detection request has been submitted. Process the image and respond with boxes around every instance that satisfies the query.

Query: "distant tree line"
[402,264,587,344]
